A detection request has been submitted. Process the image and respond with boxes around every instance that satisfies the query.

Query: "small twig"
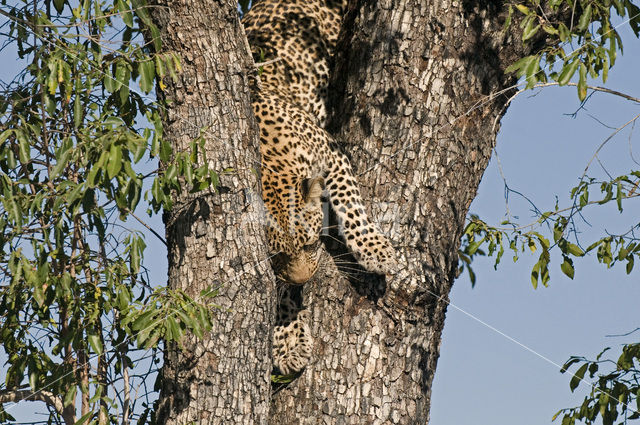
[606,328,640,338]
[485,192,640,232]
[127,209,167,246]
[578,113,640,183]
[492,148,512,220]
[629,120,640,167]
[254,57,282,68]
[536,82,640,104]
[564,91,595,118]
[587,113,617,130]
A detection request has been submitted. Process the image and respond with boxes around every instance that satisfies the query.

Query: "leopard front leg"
[324,150,396,275]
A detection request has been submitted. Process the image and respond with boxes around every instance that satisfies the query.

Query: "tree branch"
[0,389,73,425]
[537,82,640,104]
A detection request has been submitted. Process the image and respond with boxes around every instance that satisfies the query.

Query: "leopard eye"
[302,239,320,252]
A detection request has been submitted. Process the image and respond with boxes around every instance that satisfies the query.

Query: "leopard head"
[265,176,325,284]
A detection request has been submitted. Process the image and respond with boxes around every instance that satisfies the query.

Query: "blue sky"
[430,23,640,425]
[1,7,639,425]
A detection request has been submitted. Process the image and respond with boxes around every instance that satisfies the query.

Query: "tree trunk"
[271,1,529,423]
[150,1,274,423]
[149,0,548,423]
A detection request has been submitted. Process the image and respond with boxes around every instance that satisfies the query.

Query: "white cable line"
[414,281,640,415]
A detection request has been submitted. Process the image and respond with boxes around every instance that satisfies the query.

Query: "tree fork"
[271,1,537,423]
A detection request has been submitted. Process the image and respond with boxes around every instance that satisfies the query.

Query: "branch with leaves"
[0,0,219,423]
[505,0,640,100]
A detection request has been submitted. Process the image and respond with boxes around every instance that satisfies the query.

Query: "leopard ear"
[301,177,325,204]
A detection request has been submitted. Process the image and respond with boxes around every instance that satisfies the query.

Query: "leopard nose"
[285,258,317,284]
[287,268,314,285]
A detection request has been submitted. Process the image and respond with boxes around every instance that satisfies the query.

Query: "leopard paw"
[349,230,396,275]
[273,310,313,375]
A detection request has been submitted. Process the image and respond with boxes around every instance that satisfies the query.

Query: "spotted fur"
[242,0,396,375]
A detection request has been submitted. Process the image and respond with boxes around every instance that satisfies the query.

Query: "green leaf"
[553,227,563,243]
[467,237,485,256]
[467,264,477,287]
[579,187,589,207]
[115,60,128,92]
[159,140,172,162]
[616,182,623,211]
[531,261,540,289]
[118,0,134,27]
[0,129,14,144]
[119,83,130,105]
[63,385,77,407]
[558,58,580,86]
[577,63,587,101]
[561,256,575,279]
[165,54,179,81]
[271,373,297,384]
[626,0,640,36]
[154,54,165,79]
[74,93,83,128]
[17,130,30,163]
[166,316,182,342]
[183,156,194,184]
[165,163,178,184]
[612,0,625,15]
[522,21,540,42]
[139,59,155,94]
[107,143,123,179]
[53,0,65,14]
[6,197,23,227]
[524,56,540,88]
[566,243,584,257]
[557,23,570,42]
[577,4,592,32]
[47,59,59,95]
[505,55,536,76]
[29,369,38,391]
[599,184,613,204]
[536,233,550,250]
[74,411,93,425]
[561,357,582,373]
[104,67,117,93]
[570,363,589,392]
[132,309,157,332]
[608,32,618,67]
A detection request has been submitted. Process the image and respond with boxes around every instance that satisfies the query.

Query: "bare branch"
[253,57,282,67]
[0,390,73,425]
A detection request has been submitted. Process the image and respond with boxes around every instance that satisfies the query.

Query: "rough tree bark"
[270,1,537,423]
[149,0,551,423]
[149,1,274,424]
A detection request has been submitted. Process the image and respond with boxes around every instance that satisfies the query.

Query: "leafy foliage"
[505,0,640,100]
[467,3,640,423]
[554,341,640,425]
[459,170,640,287]
[0,0,217,423]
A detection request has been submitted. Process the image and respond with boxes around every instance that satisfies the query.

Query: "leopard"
[242,0,396,376]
